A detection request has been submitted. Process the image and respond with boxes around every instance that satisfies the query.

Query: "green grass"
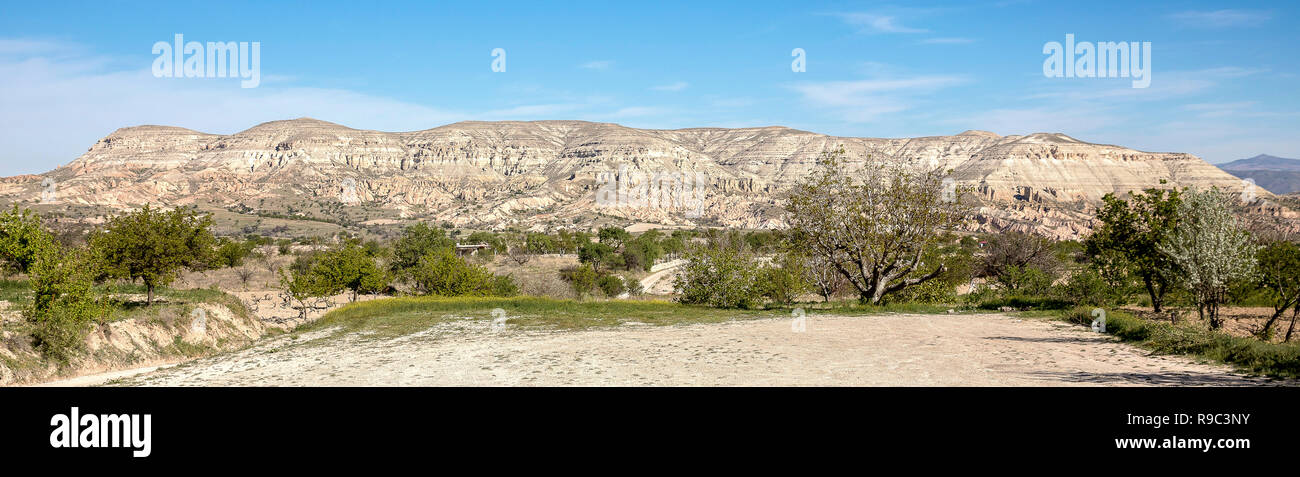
[1027,307,1300,379]
[0,278,31,304]
[296,296,962,339]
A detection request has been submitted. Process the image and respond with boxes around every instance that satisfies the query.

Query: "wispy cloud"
[579,60,614,70]
[1168,9,1271,28]
[919,37,974,45]
[0,39,672,175]
[790,75,966,122]
[835,13,928,34]
[651,81,689,92]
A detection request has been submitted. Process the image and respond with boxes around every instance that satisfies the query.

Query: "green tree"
[0,205,57,275]
[1254,242,1300,340]
[526,232,558,254]
[213,237,254,268]
[1086,188,1182,312]
[409,248,511,297]
[391,223,455,275]
[578,242,616,271]
[598,227,631,251]
[25,246,106,363]
[311,243,389,302]
[89,205,216,305]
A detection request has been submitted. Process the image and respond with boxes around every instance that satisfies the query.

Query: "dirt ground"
[101,313,1285,387]
[1123,305,1300,342]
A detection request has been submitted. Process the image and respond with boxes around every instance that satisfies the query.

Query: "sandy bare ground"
[102,313,1290,387]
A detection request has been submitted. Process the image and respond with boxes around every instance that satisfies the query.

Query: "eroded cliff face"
[0,118,1261,239]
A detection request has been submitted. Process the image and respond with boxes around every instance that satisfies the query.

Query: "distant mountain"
[1219,154,1300,172]
[0,118,1261,239]
[1218,155,1300,194]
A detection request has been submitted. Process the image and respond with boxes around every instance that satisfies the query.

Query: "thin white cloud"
[0,39,668,175]
[579,60,614,70]
[1168,9,1272,28]
[919,37,974,45]
[651,81,689,92]
[790,75,966,122]
[835,13,928,34]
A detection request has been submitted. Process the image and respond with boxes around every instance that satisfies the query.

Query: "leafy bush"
[391,223,454,275]
[0,205,57,275]
[675,246,762,309]
[755,253,808,305]
[560,264,599,297]
[410,248,510,297]
[578,242,616,271]
[597,275,625,297]
[1054,267,1124,307]
[624,276,644,296]
[25,248,106,364]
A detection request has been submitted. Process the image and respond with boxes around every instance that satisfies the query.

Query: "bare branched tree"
[786,148,969,304]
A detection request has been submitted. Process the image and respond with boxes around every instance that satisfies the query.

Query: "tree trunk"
[1286,305,1299,343]
[1144,276,1162,313]
[146,282,155,306]
[1260,308,1287,339]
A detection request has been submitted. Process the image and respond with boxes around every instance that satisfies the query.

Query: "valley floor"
[96,313,1281,387]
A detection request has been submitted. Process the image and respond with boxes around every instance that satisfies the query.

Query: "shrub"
[597,275,625,297]
[624,276,644,296]
[391,223,454,275]
[0,205,57,275]
[25,248,105,364]
[409,248,503,297]
[755,253,808,305]
[1063,307,1300,378]
[213,238,254,268]
[560,264,599,297]
[675,246,762,309]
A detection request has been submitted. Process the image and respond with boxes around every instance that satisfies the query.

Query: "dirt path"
[106,313,1286,387]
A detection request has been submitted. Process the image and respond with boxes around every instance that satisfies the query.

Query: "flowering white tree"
[1157,188,1257,329]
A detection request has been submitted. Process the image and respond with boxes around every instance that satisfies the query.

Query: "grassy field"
[1020,307,1300,378]
[295,295,962,339]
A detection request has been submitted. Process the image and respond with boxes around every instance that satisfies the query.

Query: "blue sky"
[1,0,1297,175]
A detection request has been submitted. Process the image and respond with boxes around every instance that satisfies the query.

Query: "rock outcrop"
[0,118,1262,239]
